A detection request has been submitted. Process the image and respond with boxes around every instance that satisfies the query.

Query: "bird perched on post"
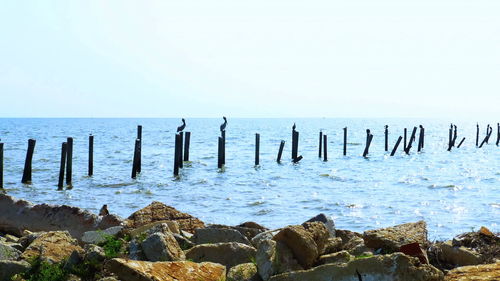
[220,116,227,132]
[292,123,296,132]
[177,118,186,132]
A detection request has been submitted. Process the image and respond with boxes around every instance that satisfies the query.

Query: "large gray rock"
[363,221,428,253]
[0,242,21,260]
[186,242,256,269]
[434,240,481,267]
[251,229,280,248]
[0,194,123,240]
[193,227,251,245]
[318,250,353,265]
[141,232,185,262]
[273,225,318,269]
[227,263,262,281]
[302,222,330,255]
[82,226,123,245]
[269,253,444,281]
[303,213,335,237]
[256,239,302,281]
[0,260,30,281]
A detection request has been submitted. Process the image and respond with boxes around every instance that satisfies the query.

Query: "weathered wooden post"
[184,132,191,161]
[217,136,223,169]
[323,134,327,161]
[21,139,36,184]
[291,124,298,160]
[406,127,417,154]
[220,117,227,166]
[384,125,388,152]
[174,134,181,176]
[131,139,140,179]
[457,137,466,148]
[0,142,3,189]
[343,127,347,156]
[255,133,260,166]
[66,137,73,185]
[390,136,402,156]
[318,131,323,158]
[452,125,458,147]
[363,130,373,157]
[447,126,453,151]
[418,125,424,152]
[486,124,491,144]
[403,128,407,150]
[58,142,67,190]
[137,125,142,173]
[277,140,285,163]
[179,132,184,168]
[476,123,479,147]
[497,123,499,146]
[88,134,93,177]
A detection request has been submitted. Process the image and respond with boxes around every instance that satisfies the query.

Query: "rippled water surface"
[1,118,498,240]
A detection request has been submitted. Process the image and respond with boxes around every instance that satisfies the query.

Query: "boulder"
[227,263,262,281]
[0,194,123,240]
[185,242,256,269]
[273,225,318,269]
[444,262,500,281]
[209,224,264,241]
[302,222,329,254]
[126,201,204,233]
[128,221,180,238]
[173,233,194,250]
[141,232,185,262]
[84,244,106,263]
[256,239,302,281]
[318,250,353,265]
[400,242,429,264]
[0,242,21,260]
[303,213,335,237]
[105,258,226,281]
[0,260,30,281]
[451,229,500,264]
[269,253,444,281]
[251,229,280,248]
[323,237,342,254]
[82,226,123,245]
[335,229,362,245]
[363,221,428,253]
[238,221,267,230]
[21,231,84,263]
[434,240,481,266]
[193,227,251,245]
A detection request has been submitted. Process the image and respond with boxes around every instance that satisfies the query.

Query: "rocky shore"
[0,194,498,281]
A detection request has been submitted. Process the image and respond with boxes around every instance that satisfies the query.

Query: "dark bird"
[220,116,227,132]
[292,123,296,131]
[177,118,186,132]
[99,204,109,216]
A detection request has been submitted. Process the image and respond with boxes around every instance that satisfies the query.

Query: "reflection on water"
[0,118,499,240]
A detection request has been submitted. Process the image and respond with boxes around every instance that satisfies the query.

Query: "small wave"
[248,200,265,206]
[254,209,272,215]
[97,182,135,188]
[490,203,500,209]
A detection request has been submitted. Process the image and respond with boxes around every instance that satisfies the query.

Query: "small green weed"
[99,234,124,258]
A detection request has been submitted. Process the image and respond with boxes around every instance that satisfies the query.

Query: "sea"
[0,118,498,240]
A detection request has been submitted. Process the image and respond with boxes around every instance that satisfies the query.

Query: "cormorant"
[177,118,186,132]
[220,116,227,132]
[292,123,296,131]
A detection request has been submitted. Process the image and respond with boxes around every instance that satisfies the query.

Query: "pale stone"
[363,221,428,253]
[435,240,481,266]
[82,226,123,245]
[227,263,261,281]
[21,231,84,263]
[185,242,256,269]
[273,225,318,269]
[193,227,251,245]
[141,232,185,262]
[318,250,353,265]
[444,262,500,281]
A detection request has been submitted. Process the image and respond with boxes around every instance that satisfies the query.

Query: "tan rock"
[478,226,494,237]
[21,231,83,263]
[363,221,428,253]
[126,201,204,233]
[318,250,353,265]
[302,222,329,255]
[105,258,226,281]
[435,241,481,266]
[323,237,342,254]
[128,221,180,237]
[141,232,185,262]
[227,263,261,281]
[193,227,251,245]
[185,242,256,269]
[269,253,444,281]
[256,239,302,281]
[273,225,318,269]
[444,262,500,281]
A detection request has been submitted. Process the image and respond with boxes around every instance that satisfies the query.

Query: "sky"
[0,0,499,118]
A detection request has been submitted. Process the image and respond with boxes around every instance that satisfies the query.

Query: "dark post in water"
[277,140,285,163]
[390,136,403,156]
[131,139,140,179]
[174,134,181,176]
[137,125,142,173]
[405,127,417,154]
[58,142,67,190]
[476,123,479,147]
[363,130,373,157]
[22,139,36,184]
[457,137,466,148]
[384,125,388,152]
[217,136,223,169]
[66,137,73,185]
[403,128,407,151]
[318,131,323,158]
[343,127,347,156]
[88,135,93,177]
[255,133,260,166]
[291,123,298,161]
[0,142,3,189]
[178,132,184,168]
[497,123,499,146]
[323,134,327,161]
[184,132,191,161]
[418,125,424,152]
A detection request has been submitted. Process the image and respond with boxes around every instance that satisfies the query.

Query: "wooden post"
[174,134,180,176]
[384,125,388,152]
[217,136,223,169]
[390,136,402,156]
[221,131,226,166]
[277,141,285,163]
[293,155,303,163]
[418,125,424,152]
[66,137,73,185]
[88,135,93,176]
[476,123,479,147]
[137,125,142,173]
[21,139,36,184]
[323,134,327,161]
[318,131,323,158]
[184,132,191,161]
[406,127,417,154]
[497,123,499,146]
[403,128,407,150]
[448,127,453,151]
[0,142,3,189]
[452,125,458,147]
[291,131,298,160]
[131,139,140,179]
[58,142,67,190]
[363,133,373,157]
[486,124,490,144]
[457,137,466,148]
[255,133,260,166]
[479,135,488,148]
[179,132,184,168]
[343,127,347,156]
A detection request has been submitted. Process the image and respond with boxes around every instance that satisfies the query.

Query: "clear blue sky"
[1,1,499,118]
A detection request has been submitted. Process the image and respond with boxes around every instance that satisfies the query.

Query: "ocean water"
[0,118,498,240]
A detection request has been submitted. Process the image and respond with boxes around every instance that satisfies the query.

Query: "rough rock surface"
[0,242,22,260]
[193,227,251,245]
[141,232,185,262]
[227,263,261,281]
[451,229,500,263]
[303,213,335,237]
[273,225,318,269]
[400,242,429,264]
[251,229,280,248]
[126,201,204,233]
[435,240,481,266]
[323,237,342,254]
[0,194,123,240]
[209,224,264,241]
[269,253,444,281]
[105,258,226,281]
[0,260,30,281]
[444,262,500,281]
[302,222,330,255]
[318,250,353,265]
[21,231,84,263]
[82,226,123,245]
[128,221,180,238]
[256,239,302,281]
[363,221,428,252]
[185,242,256,269]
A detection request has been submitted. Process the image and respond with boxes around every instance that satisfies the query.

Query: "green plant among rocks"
[99,234,126,258]
[17,257,67,281]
